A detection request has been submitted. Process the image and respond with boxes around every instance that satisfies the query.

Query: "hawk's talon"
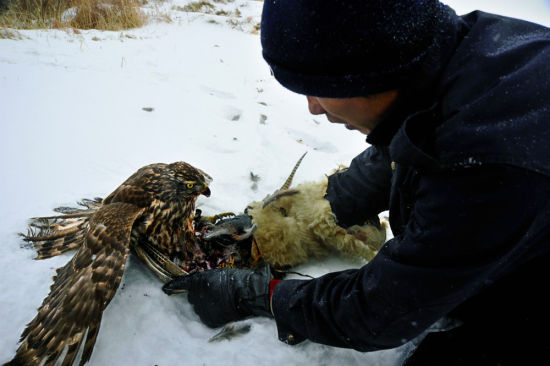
[204,212,236,224]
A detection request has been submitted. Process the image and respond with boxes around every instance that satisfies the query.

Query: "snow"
[1,0,549,365]
[444,0,550,26]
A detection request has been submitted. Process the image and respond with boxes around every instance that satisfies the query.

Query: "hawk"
[5,162,212,366]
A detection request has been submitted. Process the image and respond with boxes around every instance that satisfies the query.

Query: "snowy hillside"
[1,0,549,365]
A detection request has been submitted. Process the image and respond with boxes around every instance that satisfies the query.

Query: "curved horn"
[279,152,307,191]
[261,152,307,209]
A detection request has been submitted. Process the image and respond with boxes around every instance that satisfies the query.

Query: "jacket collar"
[389,103,441,173]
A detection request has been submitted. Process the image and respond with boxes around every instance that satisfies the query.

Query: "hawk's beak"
[202,185,211,197]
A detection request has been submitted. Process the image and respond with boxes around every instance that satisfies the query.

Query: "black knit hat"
[261,0,458,98]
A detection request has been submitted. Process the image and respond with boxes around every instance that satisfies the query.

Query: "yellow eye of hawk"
[186,183,194,189]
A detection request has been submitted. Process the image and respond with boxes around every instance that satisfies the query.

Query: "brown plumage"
[6,162,211,366]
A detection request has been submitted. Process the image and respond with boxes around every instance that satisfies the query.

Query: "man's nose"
[306,96,325,115]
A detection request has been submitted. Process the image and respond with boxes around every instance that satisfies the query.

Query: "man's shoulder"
[428,11,550,175]
[440,10,550,110]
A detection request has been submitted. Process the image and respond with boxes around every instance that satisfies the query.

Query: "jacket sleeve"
[325,145,392,228]
[271,165,550,351]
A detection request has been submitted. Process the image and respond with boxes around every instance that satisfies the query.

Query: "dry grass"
[176,1,241,18]
[0,0,146,30]
[155,9,170,23]
[0,27,25,38]
[182,0,214,13]
[251,19,259,34]
[1,0,260,33]
[70,0,145,29]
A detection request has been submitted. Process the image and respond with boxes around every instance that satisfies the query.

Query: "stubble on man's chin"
[344,123,371,134]
[325,114,341,124]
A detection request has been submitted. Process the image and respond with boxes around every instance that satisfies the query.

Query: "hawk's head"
[168,161,212,199]
[103,161,212,207]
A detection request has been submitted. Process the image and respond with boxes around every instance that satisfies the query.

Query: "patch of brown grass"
[0,27,24,38]
[251,20,260,34]
[0,0,59,29]
[155,10,170,23]
[0,0,146,30]
[70,0,145,30]
[182,0,213,13]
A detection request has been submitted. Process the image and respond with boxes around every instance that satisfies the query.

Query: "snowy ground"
[1,1,549,365]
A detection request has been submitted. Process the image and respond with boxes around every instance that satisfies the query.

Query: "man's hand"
[162,266,273,328]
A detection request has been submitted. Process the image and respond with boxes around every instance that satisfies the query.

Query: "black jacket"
[271,11,550,363]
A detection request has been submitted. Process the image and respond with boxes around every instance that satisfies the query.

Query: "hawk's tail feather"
[33,212,96,220]
[79,197,103,207]
[21,198,103,259]
[3,355,25,366]
[53,197,102,214]
[133,241,188,283]
[80,325,100,366]
[23,218,89,259]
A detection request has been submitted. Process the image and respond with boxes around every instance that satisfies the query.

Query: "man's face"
[306,90,399,135]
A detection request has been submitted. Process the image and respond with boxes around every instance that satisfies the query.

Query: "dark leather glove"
[162,266,273,328]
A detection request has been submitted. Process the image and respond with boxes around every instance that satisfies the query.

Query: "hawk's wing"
[7,202,145,366]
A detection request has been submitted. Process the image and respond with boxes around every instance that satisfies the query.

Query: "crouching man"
[166,1,550,364]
